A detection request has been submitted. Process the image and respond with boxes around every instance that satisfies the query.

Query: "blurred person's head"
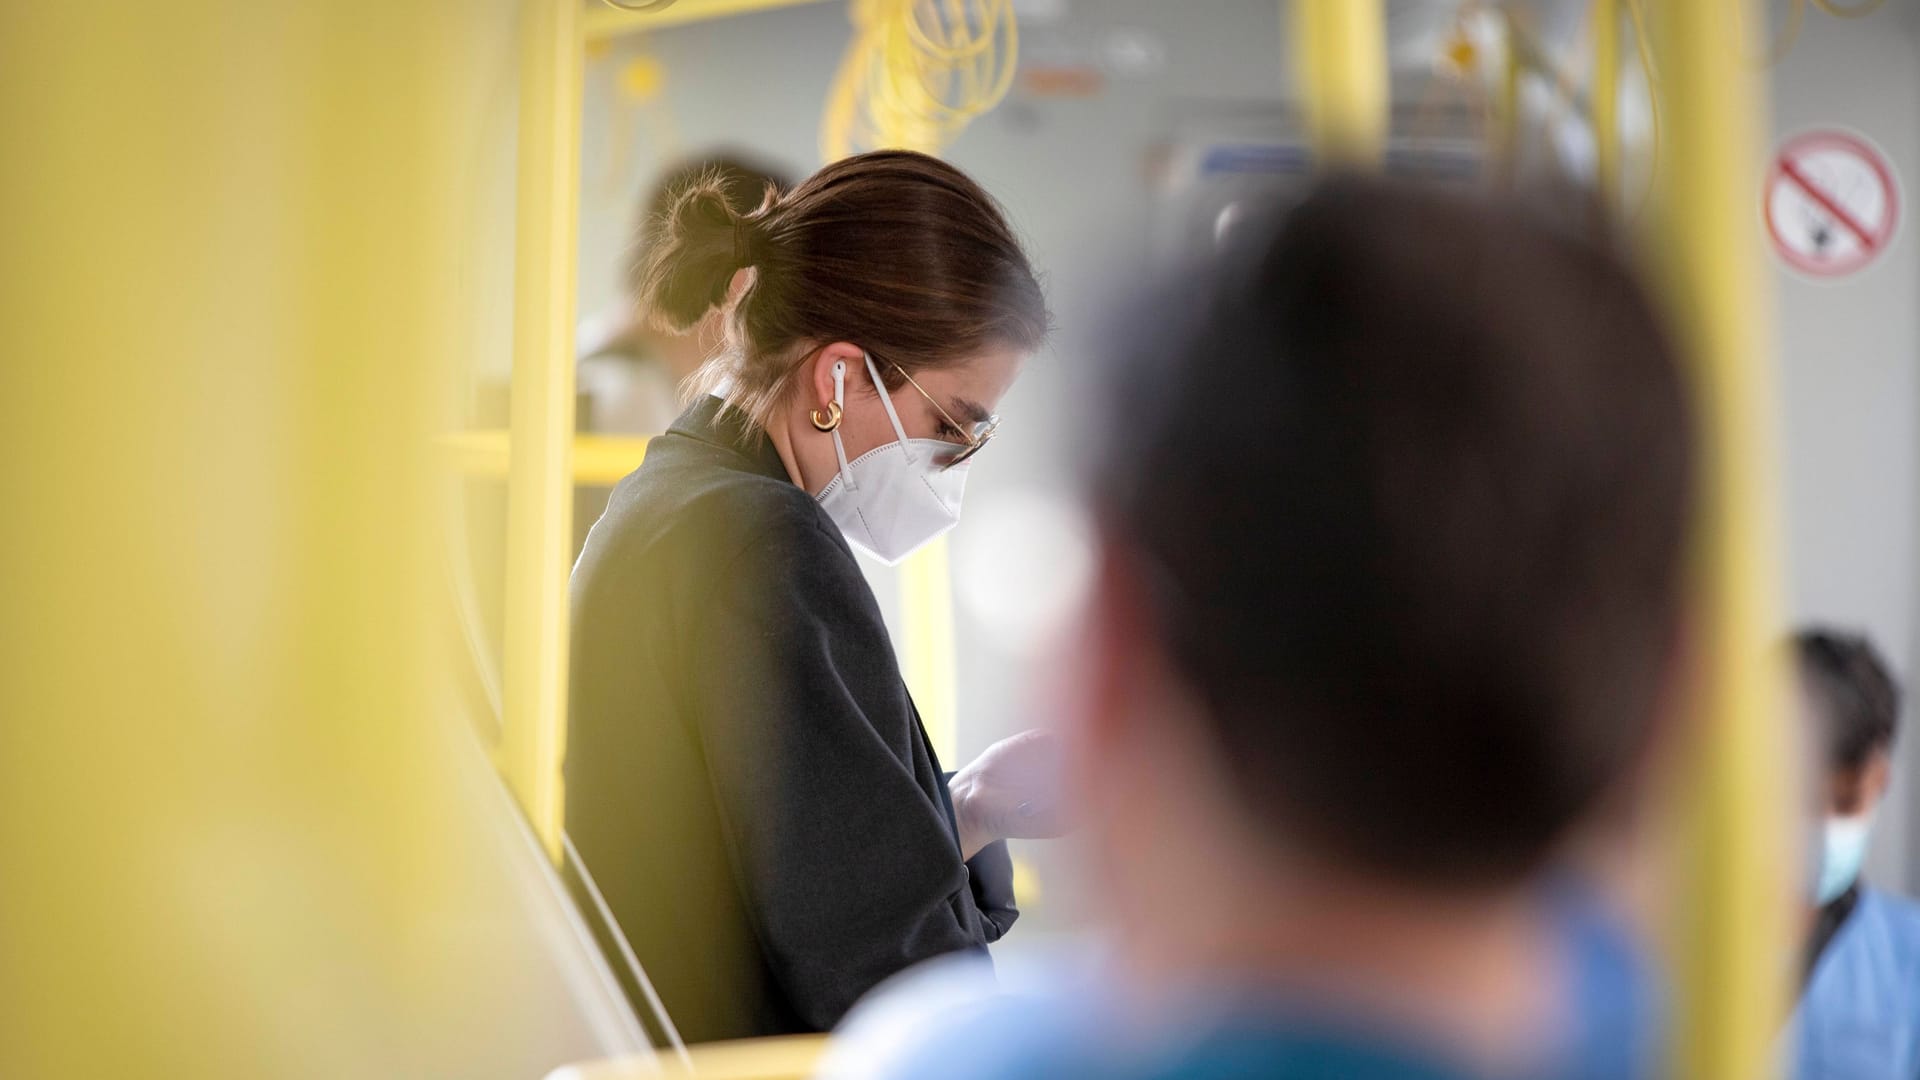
[1065,177,1692,1050]
[619,151,792,382]
[637,150,1048,559]
[1795,627,1901,904]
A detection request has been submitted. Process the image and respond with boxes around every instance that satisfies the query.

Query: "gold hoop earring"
[809,401,843,432]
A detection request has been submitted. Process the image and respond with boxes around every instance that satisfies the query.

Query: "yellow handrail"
[546,1035,829,1080]
[1645,3,1793,1078]
[503,0,585,864]
[671,1034,827,1079]
[440,430,650,485]
[584,0,833,42]
[1289,0,1388,168]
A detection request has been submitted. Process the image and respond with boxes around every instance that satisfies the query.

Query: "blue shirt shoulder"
[1793,886,1920,1080]
[827,891,1658,1080]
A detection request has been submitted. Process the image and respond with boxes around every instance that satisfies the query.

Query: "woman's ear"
[805,341,866,408]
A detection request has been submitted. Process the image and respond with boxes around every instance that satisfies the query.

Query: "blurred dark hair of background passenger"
[1037,177,1693,1078]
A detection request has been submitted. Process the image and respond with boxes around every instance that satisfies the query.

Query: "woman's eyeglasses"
[889,361,999,469]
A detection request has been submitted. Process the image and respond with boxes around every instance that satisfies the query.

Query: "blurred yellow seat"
[546,1034,829,1080]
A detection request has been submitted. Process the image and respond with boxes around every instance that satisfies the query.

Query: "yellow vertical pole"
[1290,0,1389,168]
[1497,15,1523,187]
[0,1,604,1073]
[1592,0,1622,209]
[1645,3,1792,1079]
[901,539,959,765]
[504,0,583,862]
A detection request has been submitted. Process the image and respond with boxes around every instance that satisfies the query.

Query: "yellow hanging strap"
[822,0,1019,161]
[1645,2,1794,1078]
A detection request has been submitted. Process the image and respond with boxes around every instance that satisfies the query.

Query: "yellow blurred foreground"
[0,3,644,1076]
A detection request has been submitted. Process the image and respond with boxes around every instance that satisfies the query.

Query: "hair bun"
[634,175,761,334]
[732,216,762,270]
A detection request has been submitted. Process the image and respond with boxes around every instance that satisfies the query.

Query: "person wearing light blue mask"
[1788,627,1920,1080]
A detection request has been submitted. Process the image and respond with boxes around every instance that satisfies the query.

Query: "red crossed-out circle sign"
[1765,130,1900,278]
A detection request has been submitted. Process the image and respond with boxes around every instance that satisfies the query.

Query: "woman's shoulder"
[611,431,853,568]
[681,468,852,575]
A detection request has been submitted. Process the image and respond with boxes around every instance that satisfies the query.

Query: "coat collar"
[667,394,791,484]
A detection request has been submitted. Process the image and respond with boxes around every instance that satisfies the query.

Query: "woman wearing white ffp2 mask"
[566,150,1067,1045]
[812,351,987,565]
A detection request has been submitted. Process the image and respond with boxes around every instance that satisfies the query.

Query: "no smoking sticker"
[1766,130,1900,278]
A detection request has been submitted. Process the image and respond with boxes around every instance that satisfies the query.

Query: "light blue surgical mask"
[1815,814,1874,904]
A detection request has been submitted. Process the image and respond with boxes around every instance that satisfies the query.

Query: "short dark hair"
[1091,177,1694,889]
[1796,627,1900,772]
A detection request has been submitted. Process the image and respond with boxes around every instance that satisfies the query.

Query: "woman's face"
[836,342,1025,465]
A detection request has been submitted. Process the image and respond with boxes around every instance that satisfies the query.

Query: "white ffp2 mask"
[815,353,969,566]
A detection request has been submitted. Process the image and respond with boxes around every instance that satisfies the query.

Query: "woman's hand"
[949,729,1069,860]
